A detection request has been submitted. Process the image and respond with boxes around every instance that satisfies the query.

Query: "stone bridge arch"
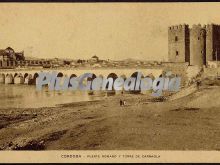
[57,72,63,77]
[70,73,77,78]
[0,68,164,86]
[107,73,118,80]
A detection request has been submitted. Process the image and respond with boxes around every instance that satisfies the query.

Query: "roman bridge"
[0,68,164,85]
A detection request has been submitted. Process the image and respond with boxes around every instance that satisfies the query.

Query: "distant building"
[50,58,65,68]
[23,59,51,68]
[89,55,99,63]
[168,24,220,66]
[70,61,76,67]
[92,63,102,68]
[0,47,25,69]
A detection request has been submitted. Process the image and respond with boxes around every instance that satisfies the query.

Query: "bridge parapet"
[0,68,163,81]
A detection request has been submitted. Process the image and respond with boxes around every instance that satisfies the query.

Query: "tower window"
[176,51,179,56]
[175,36,178,41]
[198,37,200,40]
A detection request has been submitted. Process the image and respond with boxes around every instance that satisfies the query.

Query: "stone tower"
[168,24,190,63]
[206,24,220,61]
[190,24,206,66]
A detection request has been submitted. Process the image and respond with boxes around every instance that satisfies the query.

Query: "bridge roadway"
[0,68,163,84]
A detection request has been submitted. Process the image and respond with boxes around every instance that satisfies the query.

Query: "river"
[0,84,104,108]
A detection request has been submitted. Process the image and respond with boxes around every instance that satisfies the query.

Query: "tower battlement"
[168,24,189,31]
[191,24,202,28]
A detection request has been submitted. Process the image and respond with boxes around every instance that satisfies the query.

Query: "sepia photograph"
[0,1,220,163]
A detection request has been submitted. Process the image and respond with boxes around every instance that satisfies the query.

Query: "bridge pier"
[5,74,13,84]
[14,75,24,84]
[106,90,116,96]
[24,75,33,85]
[87,91,94,95]
[140,90,151,95]
[0,74,5,84]
[115,90,123,95]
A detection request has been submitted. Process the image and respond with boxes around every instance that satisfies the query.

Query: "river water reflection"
[0,85,104,108]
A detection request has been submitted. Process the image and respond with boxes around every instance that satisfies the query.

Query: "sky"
[0,3,220,61]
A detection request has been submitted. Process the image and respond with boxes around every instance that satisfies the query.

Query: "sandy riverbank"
[0,84,220,150]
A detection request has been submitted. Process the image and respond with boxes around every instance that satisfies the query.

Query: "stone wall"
[168,24,190,63]
[206,24,220,61]
[190,24,206,66]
